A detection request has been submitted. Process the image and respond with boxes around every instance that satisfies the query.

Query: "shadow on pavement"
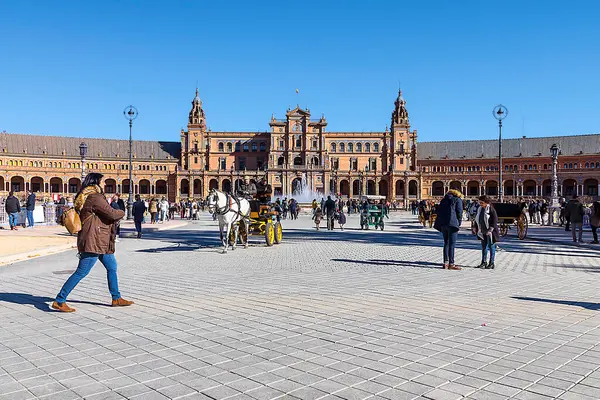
[512,296,600,310]
[332,258,443,269]
[0,293,109,312]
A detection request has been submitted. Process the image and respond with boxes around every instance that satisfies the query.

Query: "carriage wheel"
[274,222,282,244]
[265,221,275,246]
[500,223,509,237]
[517,214,528,240]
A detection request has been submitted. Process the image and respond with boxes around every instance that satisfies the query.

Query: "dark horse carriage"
[471,202,528,240]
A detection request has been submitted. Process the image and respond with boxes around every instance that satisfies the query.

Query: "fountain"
[281,173,334,204]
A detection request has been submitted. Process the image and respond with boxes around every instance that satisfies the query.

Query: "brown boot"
[443,263,449,269]
[111,298,134,307]
[51,301,76,312]
[448,264,461,270]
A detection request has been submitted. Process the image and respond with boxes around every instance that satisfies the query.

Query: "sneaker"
[111,298,134,307]
[448,264,461,270]
[51,301,76,312]
[476,262,487,269]
[485,262,495,269]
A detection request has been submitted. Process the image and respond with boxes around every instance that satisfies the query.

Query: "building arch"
[378,179,388,197]
[156,179,168,195]
[226,142,232,153]
[11,176,25,192]
[395,180,405,198]
[367,180,376,195]
[192,179,202,196]
[408,180,418,198]
[449,180,462,192]
[30,176,44,193]
[542,179,552,196]
[277,156,285,166]
[339,143,345,152]
[522,180,536,196]
[293,156,303,166]
[563,179,576,197]
[467,181,479,196]
[584,178,598,196]
[0,177,4,192]
[352,179,361,197]
[222,179,231,193]
[485,180,498,196]
[180,179,189,195]
[68,178,81,194]
[339,179,350,196]
[104,178,117,194]
[431,181,444,197]
[311,156,319,166]
[218,142,224,152]
[209,179,218,191]
[330,143,336,152]
[139,179,151,195]
[504,180,514,196]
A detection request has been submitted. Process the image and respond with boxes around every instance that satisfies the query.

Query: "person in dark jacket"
[565,196,584,242]
[25,190,36,228]
[52,173,133,312]
[324,196,336,230]
[110,194,123,241]
[5,191,21,230]
[433,189,463,270]
[132,194,146,238]
[474,195,500,269]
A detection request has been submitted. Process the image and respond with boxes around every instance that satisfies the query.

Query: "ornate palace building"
[1,89,599,204]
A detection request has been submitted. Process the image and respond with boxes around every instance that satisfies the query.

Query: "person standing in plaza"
[25,190,36,228]
[324,195,336,230]
[159,197,168,222]
[110,194,123,242]
[5,191,20,230]
[149,198,158,224]
[433,189,463,270]
[566,195,584,243]
[52,173,133,312]
[132,194,146,238]
[590,201,600,244]
[474,196,499,269]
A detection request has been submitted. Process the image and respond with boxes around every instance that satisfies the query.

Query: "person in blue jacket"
[433,189,463,270]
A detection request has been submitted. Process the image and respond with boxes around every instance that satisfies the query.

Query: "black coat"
[5,195,21,213]
[132,200,146,221]
[434,193,463,232]
[25,193,36,211]
[474,205,500,243]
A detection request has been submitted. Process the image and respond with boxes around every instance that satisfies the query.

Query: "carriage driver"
[255,177,272,204]
[237,179,257,199]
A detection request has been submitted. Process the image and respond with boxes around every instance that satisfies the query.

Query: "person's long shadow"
[332,258,443,269]
[512,296,600,310]
[0,293,108,312]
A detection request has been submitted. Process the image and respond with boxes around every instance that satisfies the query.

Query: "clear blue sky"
[1,1,599,143]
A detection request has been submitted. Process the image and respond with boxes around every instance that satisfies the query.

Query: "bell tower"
[182,88,207,171]
[390,89,417,172]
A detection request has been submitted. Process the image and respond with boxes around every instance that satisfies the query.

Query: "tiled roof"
[418,134,600,160]
[0,133,181,160]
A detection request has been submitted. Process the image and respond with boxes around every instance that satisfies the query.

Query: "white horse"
[206,189,250,253]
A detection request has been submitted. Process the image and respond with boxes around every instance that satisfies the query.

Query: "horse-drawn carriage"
[470,202,528,240]
[359,195,386,230]
[207,188,283,253]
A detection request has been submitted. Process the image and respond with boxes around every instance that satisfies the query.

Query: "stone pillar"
[375,179,380,196]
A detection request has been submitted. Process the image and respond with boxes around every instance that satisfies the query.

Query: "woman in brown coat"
[52,173,134,312]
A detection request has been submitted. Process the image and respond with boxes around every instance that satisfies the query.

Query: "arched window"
[235,142,241,152]
[9,160,13,166]
[569,163,573,169]
[356,143,362,152]
[533,165,537,170]
[226,143,232,152]
[251,142,257,152]
[373,143,379,152]
[259,142,266,152]
[514,165,518,171]
[330,143,336,152]
[585,163,590,168]
[348,143,354,152]
[243,143,249,152]
[339,143,345,152]
[365,143,371,152]
[218,143,224,152]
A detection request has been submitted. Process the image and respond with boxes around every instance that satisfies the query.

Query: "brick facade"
[1,89,598,204]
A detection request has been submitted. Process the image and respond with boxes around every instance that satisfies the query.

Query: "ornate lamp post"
[549,143,560,225]
[493,105,508,202]
[79,142,88,180]
[123,105,138,220]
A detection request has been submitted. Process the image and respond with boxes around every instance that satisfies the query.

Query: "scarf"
[74,185,103,212]
[476,204,490,240]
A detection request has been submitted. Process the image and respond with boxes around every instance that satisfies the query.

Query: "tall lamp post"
[79,142,88,180]
[123,105,138,220]
[493,105,508,202]
[549,143,560,225]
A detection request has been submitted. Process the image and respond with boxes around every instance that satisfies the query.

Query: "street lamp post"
[493,105,508,202]
[549,143,560,225]
[79,142,88,180]
[123,105,138,220]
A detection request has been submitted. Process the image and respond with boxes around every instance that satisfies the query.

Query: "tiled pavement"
[1,212,600,400]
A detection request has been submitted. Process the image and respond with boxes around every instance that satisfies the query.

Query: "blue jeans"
[26,210,34,227]
[441,226,458,264]
[9,212,19,228]
[481,235,496,263]
[55,253,121,303]
[134,219,142,234]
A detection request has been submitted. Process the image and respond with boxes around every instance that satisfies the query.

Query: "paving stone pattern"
[1,212,600,399]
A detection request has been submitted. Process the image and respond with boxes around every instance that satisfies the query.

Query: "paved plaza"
[2,212,600,400]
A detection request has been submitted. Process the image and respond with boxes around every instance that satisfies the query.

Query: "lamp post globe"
[493,105,508,202]
[79,142,88,180]
[123,105,138,220]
